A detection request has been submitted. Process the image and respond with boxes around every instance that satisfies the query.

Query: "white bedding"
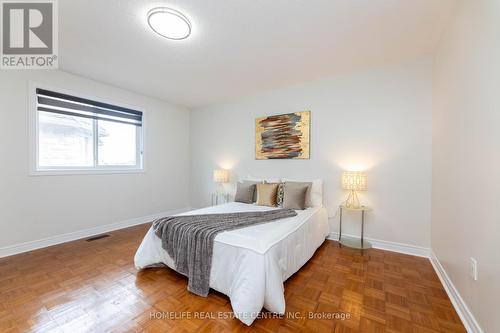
[134,202,329,325]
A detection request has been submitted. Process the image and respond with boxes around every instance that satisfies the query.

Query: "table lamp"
[213,169,230,195]
[342,171,367,209]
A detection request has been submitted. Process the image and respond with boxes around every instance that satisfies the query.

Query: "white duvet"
[134,202,329,325]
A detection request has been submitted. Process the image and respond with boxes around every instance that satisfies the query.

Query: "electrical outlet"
[470,257,478,281]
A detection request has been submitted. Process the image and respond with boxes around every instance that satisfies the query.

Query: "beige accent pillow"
[256,183,279,207]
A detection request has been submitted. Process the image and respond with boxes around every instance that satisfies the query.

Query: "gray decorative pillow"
[282,182,311,210]
[234,181,259,203]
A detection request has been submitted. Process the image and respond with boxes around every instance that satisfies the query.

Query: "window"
[32,87,144,174]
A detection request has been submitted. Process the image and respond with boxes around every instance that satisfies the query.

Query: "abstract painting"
[255,111,310,159]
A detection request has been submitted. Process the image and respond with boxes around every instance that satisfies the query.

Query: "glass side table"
[212,193,229,206]
[339,205,372,249]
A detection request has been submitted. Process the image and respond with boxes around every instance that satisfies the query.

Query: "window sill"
[29,168,145,176]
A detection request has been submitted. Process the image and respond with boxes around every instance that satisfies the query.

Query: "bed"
[134,201,329,325]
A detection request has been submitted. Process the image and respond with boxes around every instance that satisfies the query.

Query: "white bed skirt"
[134,202,329,325]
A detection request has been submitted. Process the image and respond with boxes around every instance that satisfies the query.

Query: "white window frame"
[28,82,145,176]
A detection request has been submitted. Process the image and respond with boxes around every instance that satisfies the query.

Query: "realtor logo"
[1,0,58,69]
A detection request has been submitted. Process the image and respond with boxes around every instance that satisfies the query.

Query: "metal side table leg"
[339,206,343,242]
[361,210,365,248]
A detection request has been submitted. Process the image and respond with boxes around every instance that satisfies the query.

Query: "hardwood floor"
[0,224,466,333]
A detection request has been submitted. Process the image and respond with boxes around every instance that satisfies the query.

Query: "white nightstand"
[338,205,372,249]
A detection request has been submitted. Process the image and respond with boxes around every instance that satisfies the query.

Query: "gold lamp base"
[344,190,362,209]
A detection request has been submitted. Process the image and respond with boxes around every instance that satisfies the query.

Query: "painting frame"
[255,111,310,160]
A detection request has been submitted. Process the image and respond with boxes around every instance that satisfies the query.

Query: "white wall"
[0,70,190,249]
[433,1,500,332]
[190,59,432,248]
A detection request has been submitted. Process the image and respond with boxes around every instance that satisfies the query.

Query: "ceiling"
[59,0,455,108]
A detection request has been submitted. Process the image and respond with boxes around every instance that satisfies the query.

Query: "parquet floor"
[0,224,466,333]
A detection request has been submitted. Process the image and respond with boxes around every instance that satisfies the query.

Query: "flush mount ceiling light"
[147,7,191,40]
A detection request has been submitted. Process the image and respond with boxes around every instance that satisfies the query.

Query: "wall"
[190,59,432,248]
[0,70,190,250]
[432,0,500,332]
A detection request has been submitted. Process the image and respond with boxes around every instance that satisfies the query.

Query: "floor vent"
[86,234,110,242]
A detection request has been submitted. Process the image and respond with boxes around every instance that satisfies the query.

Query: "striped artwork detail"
[255,111,310,159]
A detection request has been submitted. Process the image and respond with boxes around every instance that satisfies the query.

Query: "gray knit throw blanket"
[152,209,297,296]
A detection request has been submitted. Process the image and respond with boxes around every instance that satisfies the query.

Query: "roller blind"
[36,88,143,126]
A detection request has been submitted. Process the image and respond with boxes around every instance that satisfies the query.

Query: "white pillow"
[281,178,323,207]
[245,176,280,184]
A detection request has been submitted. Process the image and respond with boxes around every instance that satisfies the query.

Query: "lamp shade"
[213,169,230,183]
[342,171,367,191]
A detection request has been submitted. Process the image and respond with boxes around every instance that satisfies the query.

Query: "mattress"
[134,202,329,325]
